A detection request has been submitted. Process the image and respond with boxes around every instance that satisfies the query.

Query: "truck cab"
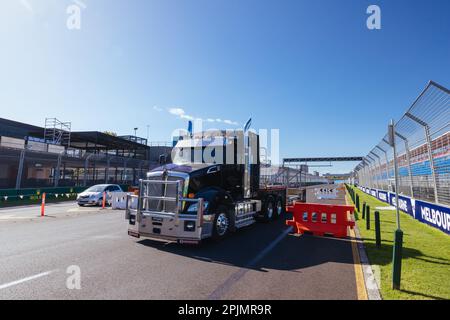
[126,129,286,244]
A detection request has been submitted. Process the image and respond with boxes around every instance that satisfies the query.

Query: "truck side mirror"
[159,154,167,165]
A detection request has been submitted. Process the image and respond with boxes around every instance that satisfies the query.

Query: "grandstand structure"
[0,117,172,189]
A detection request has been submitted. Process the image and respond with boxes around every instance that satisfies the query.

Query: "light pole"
[389,119,403,290]
[134,127,138,140]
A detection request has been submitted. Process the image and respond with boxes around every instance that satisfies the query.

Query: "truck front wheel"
[274,197,284,220]
[261,197,275,222]
[212,206,230,240]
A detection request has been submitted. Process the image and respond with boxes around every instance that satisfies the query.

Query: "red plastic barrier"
[286,202,355,238]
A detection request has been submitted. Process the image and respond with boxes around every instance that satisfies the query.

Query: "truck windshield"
[172,147,222,165]
[85,185,106,192]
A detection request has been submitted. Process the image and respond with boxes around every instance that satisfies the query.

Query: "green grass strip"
[347,185,450,300]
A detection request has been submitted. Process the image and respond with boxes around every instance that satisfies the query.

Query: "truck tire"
[212,206,230,241]
[261,197,275,222]
[274,197,284,220]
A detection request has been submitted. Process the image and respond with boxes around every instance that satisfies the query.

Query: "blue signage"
[359,185,449,235]
[389,193,414,216]
[415,200,450,235]
[370,189,378,198]
[377,190,389,203]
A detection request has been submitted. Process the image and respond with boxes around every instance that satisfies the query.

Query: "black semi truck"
[125,129,286,244]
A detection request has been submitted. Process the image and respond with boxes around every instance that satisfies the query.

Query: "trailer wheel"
[261,197,275,222]
[212,206,230,240]
[274,197,284,220]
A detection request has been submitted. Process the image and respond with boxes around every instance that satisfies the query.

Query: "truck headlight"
[187,201,209,213]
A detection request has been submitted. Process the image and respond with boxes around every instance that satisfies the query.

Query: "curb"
[345,189,382,300]
[353,224,382,300]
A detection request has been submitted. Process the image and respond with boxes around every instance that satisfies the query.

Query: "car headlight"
[187,201,209,213]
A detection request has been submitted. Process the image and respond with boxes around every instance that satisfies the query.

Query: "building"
[0,117,172,189]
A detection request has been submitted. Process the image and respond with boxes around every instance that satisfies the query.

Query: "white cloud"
[153,105,163,112]
[166,108,239,126]
[224,119,239,125]
[169,107,186,117]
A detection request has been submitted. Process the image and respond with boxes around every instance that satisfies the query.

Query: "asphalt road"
[0,185,357,300]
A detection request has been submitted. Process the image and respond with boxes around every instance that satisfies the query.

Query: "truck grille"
[144,175,184,213]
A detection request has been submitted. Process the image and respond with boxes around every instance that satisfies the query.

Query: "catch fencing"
[355,81,450,206]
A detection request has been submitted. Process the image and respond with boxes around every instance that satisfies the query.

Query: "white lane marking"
[0,202,76,212]
[89,234,121,240]
[0,215,32,220]
[0,270,57,290]
[208,226,293,300]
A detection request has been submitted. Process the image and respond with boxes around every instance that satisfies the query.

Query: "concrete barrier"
[111,192,137,210]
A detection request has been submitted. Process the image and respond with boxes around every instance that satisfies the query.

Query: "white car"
[77,184,123,206]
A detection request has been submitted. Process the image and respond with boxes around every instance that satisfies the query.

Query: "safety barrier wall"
[286,202,355,238]
[354,185,450,235]
[111,192,138,210]
[0,184,129,204]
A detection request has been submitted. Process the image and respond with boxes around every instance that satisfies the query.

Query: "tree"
[104,131,118,137]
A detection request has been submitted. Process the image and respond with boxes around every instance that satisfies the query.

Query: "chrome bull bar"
[125,179,204,243]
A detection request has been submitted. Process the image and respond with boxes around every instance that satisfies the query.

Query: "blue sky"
[0,0,449,173]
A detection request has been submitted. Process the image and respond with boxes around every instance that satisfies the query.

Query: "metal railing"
[0,145,158,189]
[260,165,329,187]
[354,81,450,206]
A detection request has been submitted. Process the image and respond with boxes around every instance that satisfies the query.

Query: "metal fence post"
[84,154,94,187]
[54,153,62,187]
[367,157,377,189]
[367,155,376,189]
[123,158,129,183]
[375,145,389,191]
[363,162,370,188]
[138,160,143,184]
[405,112,439,203]
[285,166,290,187]
[15,149,25,189]
[395,132,414,198]
[84,157,88,187]
[382,138,392,191]
[370,151,382,190]
[105,156,111,184]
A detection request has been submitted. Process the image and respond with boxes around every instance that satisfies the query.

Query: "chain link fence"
[355,81,450,206]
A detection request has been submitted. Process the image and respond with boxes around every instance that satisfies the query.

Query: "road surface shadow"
[137,214,363,272]
[399,289,447,300]
[137,210,432,274]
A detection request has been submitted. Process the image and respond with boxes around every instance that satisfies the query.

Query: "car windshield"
[85,185,106,192]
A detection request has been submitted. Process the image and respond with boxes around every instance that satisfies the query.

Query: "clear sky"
[1,0,449,174]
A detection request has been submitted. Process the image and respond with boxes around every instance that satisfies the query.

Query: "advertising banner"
[415,200,450,235]
[377,190,389,203]
[370,189,377,198]
[389,193,414,217]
